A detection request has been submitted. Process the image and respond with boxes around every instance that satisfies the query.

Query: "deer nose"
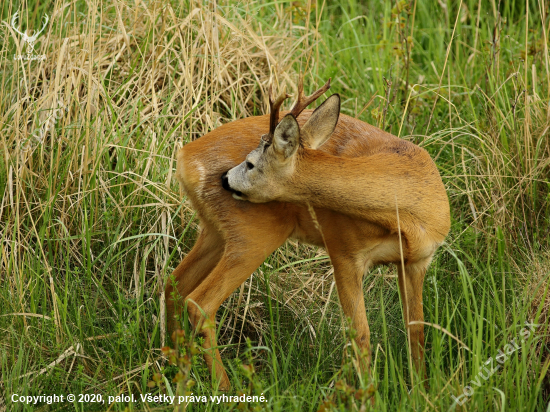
[221,172,231,191]
[221,172,244,198]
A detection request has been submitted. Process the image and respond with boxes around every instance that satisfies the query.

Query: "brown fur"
[166,110,450,389]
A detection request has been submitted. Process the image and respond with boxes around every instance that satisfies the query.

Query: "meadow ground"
[1,0,549,411]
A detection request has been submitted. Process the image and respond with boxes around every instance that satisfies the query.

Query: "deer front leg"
[331,255,372,375]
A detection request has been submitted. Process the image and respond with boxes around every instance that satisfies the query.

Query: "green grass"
[1,0,549,411]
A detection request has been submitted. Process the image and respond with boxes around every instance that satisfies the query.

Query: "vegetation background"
[1,0,549,410]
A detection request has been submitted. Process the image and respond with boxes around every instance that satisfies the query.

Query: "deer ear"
[300,94,340,149]
[273,114,300,159]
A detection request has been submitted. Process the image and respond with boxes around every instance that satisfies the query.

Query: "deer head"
[11,12,49,54]
[222,79,339,202]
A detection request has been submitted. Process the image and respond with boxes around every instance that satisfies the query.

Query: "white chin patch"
[232,193,244,200]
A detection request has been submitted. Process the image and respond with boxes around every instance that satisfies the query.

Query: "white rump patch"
[193,159,207,195]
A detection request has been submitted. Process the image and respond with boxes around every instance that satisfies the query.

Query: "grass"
[1,0,549,410]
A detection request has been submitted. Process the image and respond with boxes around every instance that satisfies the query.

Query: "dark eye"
[246,161,254,170]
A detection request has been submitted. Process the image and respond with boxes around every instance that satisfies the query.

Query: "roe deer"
[167,79,450,390]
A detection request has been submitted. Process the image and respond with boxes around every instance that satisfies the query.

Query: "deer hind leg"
[397,258,431,377]
[184,231,289,390]
[165,226,224,334]
[331,255,372,374]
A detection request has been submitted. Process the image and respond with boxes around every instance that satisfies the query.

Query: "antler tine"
[264,84,290,142]
[11,12,25,37]
[32,14,49,40]
[290,77,331,118]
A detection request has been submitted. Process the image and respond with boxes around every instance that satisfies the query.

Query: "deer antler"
[290,77,331,118]
[28,14,49,43]
[262,84,290,143]
[11,12,25,37]
[262,77,331,143]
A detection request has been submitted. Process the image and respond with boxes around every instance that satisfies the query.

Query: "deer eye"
[246,161,254,170]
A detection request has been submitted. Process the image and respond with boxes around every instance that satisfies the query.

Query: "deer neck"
[287,149,373,215]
